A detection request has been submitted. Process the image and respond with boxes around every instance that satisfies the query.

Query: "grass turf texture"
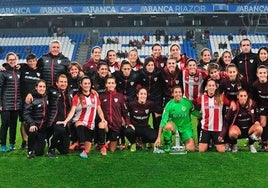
[0,146,268,188]
[1,118,268,187]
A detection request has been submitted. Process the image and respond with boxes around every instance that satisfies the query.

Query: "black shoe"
[21,141,28,149]
[47,149,57,158]
[27,151,35,159]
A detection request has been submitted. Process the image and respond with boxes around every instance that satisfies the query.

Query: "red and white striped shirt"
[196,94,229,132]
[182,68,208,100]
[72,93,100,130]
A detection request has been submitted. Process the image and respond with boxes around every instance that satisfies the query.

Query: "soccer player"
[181,58,208,101]
[169,43,188,70]
[24,80,48,158]
[57,76,107,158]
[99,76,132,152]
[252,65,268,151]
[19,53,42,149]
[220,89,263,153]
[83,46,102,73]
[151,43,167,69]
[195,79,235,152]
[161,57,183,105]
[0,52,21,152]
[154,86,199,153]
[137,57,164,132]
[125,88,162,152]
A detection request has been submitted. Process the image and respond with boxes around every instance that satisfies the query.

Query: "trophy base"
[170,145,187,154]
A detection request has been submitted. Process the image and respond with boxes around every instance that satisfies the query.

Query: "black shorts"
[259,107,268,116]
[84,127,95,142]
[199,129,224,145]
[107,130,121,142]
[238,126,250,139]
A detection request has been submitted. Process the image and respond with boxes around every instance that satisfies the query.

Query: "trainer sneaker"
[100,146,107,156]
[9,144,16,151]
[48,149,57,158]
[231,144,238,153]
[153,147,165,154]
[69,142,79,151]
[249,134,259,141]
[130,143,136,152]
[249,144,257,153]
[1,145,9,152]
[27,151,35,159]
[80,150,88,159]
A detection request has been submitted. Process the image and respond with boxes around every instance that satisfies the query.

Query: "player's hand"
[29,126,38,132]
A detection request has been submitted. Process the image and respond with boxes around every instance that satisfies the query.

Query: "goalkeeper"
[154,86,200,152]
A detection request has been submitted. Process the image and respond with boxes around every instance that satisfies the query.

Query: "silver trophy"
[170,130,187,154]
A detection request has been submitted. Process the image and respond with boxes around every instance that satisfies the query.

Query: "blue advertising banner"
[0,4,267,15]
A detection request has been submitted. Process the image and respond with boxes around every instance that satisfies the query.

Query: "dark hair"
[91,46,101,54]
[35,79,46,87]
[185,58,197,67]
[26,53,37,61]
[105,75,116,84]
[206,79,222,105]
[151,43,162,50]
[257,46,268,62]
[172,85,183,94]
[104,49,117,64]
[136,87,147,95]
[207,63,220,73]
[97,61,109,70]
[239,38,251,46]
[143,56,154,68]
[120,60,131,71]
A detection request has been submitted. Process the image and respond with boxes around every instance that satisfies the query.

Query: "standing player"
[38,39,70,88]
[252,65,268,151]
[232,38,258,93]
[0,52,21,152]
[181,58,208,101]
[154,86,199,153]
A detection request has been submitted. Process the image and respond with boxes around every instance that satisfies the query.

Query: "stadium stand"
[0,34,87,65]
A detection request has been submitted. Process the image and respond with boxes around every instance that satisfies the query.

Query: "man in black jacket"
[232,38,258,93]
[38,40,70,88]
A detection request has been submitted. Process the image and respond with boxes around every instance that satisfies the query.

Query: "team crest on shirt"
[161,63,164,67]
[103,99,107,102]
[57,60,61,64]
[239,61,243,64]
[175,80,180,84]
[145,109,149,114]
[250,59,254,63]
[251,109,254,114]
[182,106,186,111]
[114,98,118,102]
[130,82,134,86]
[37,73,40,77]
[194,77,199,82]
[154,77,158,82]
